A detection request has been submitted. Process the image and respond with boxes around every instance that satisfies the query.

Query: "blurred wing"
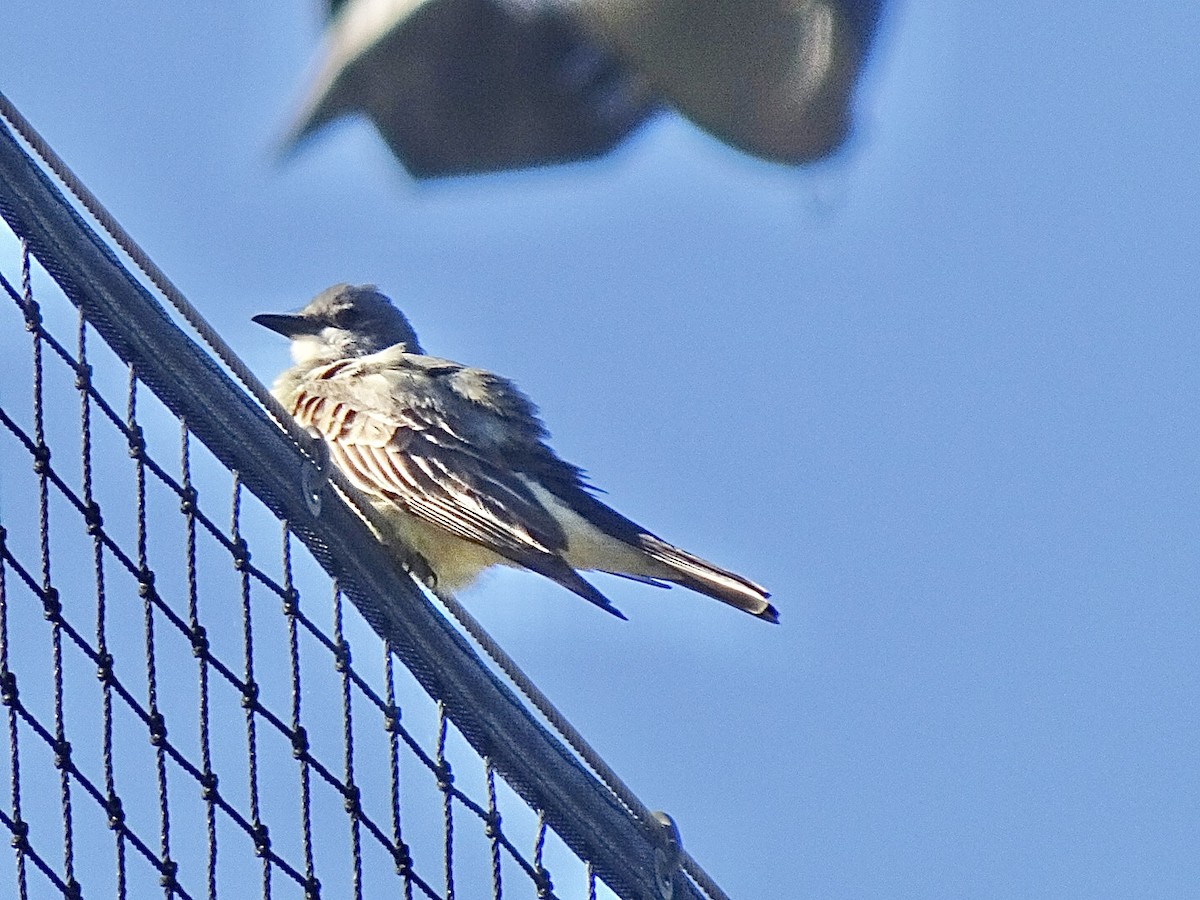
[288,0,654,178]
[573,0,882,162]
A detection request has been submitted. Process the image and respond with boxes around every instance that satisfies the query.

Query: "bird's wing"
[289,0,654,178]
[285,357,624,616]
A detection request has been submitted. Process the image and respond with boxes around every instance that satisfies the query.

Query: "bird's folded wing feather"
[286,361,571,569]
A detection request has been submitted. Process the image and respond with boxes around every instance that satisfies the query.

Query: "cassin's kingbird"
[255,284,777,623]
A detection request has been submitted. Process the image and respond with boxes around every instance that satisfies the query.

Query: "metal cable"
[383,653,415,900]
[26,246,82,900]
[232,478,273,899]
[0,530,31,900]
[0,91,304,454]
[282,528,320,900]
[182,425,220,900]
[484,759,502,900]
[80,314,129,899]
[130,373,180,898]
[435,702,456,900]
[0,807,57,899]
[332,585,365,900]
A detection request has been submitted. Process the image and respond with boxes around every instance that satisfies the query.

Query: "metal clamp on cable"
[650,811,682,900]
[300,426,329,517]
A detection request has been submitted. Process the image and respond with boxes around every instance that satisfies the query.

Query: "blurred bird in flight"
[255,284,777,622]
[283,0,885,177]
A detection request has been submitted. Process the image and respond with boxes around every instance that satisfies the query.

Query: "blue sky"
[3,2,1200,897]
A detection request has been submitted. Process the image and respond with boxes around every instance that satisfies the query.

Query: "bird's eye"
[333,306,361,327]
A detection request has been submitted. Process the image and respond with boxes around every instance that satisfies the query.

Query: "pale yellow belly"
[371,499,507,590]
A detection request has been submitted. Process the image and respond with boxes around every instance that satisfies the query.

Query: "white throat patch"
[290,332,334,366]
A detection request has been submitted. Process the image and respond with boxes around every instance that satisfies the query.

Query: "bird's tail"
[638,536,778,623]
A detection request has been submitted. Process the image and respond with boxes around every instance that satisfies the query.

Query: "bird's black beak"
[252,312,322,338]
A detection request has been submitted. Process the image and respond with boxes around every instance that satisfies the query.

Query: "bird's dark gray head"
[253,283,423,364]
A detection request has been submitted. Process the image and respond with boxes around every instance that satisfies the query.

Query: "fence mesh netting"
[0,99,711,900]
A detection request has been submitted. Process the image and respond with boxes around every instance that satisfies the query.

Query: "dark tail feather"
[639,536,778,623]
[542,560,628,620]
[497,542,628,619]
[533,476,774,621]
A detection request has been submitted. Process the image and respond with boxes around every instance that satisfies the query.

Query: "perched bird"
[255,284,777,623]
